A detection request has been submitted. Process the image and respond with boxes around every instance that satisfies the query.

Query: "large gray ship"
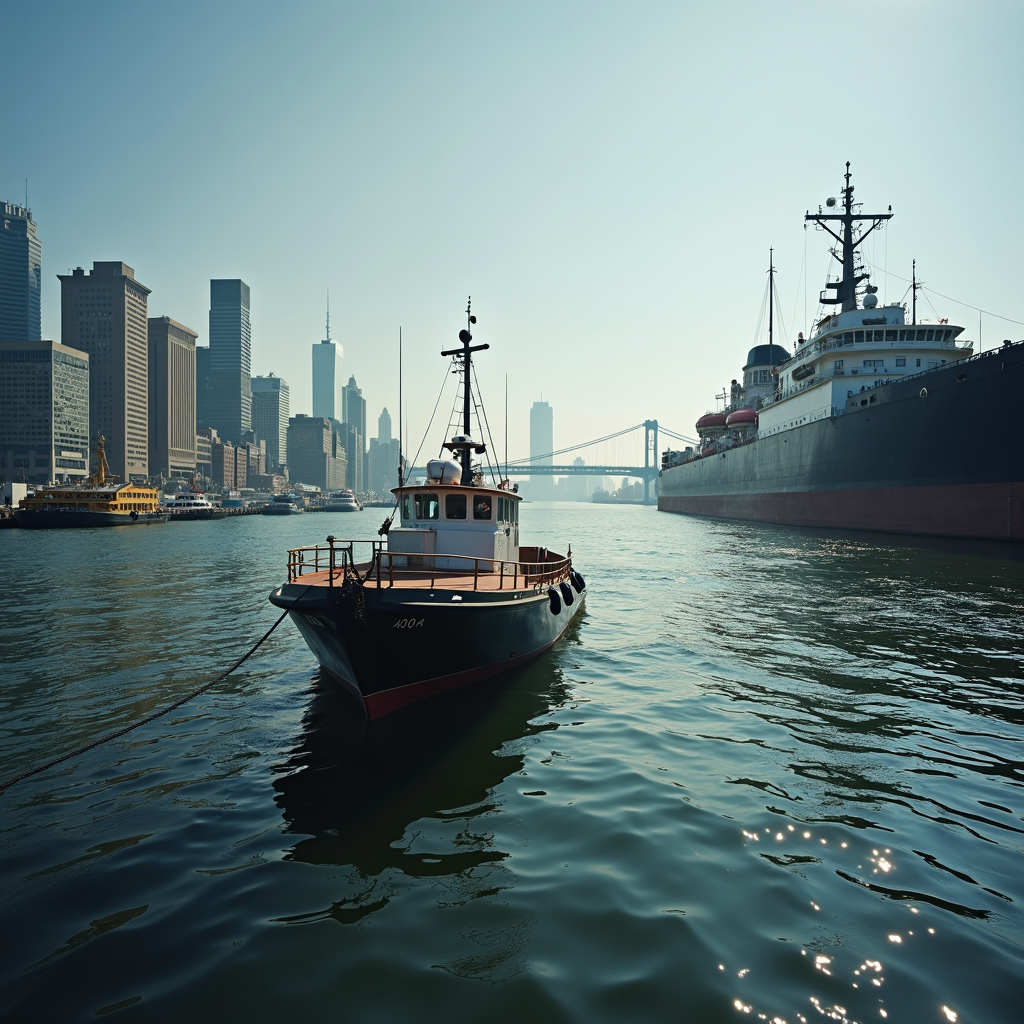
[659,165,1023,542]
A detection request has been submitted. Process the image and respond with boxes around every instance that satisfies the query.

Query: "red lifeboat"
[696,413,728,431]
[725,408,758,428]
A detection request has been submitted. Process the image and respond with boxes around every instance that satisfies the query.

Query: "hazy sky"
[4,1,1022,463]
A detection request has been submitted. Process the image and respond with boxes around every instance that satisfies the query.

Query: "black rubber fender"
[548,588,562,614]
[559,581,574,605]
[571,571,585,593]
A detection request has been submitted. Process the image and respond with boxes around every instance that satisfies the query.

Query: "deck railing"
[286,538,572,591]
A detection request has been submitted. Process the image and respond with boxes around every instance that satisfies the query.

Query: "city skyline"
[2,2,1022,459]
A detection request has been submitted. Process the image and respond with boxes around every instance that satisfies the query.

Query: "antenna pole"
[768,247,775,369]
[326,290,331,340]
[912,260,916,325]
[398,327,403,488]
[463,297,472,438]
[504,372,508,483]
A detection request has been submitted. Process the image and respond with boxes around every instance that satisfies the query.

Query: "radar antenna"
[440,296,490,485]
[806,162,892,312]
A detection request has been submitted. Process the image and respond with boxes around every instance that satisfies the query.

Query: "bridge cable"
[504,423,646,465]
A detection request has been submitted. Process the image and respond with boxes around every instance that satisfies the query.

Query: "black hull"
[13,509,169,529]
[269,579,586,717]
[659,342,1024,540]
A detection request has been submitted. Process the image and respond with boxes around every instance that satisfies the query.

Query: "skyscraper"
[0,340,89,483]
[530,400,554,500]
[58,262,151,482]
[342,374,366,484]
[287,414,347,491]
[0,202,42,342]
[367,406,400,497]
[209,279,251,444]
[251,373,290,472]
[195,345,213,429]
[312,297,342,420]
[148,316,198,480]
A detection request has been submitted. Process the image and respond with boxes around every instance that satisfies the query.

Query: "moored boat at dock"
[269,302,587,717]
[263,493,306,515]
[14,437,168,529]
[164,486,229,520]
[322,489,361,512]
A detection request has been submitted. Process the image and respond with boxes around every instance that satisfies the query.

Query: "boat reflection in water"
[272,634,578,923]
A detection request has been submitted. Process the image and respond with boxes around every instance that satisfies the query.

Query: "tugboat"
[269,301,587,718]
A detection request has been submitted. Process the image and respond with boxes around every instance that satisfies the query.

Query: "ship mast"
[768,247,774,368]
[441,297,490,485]
[806,162,892,312]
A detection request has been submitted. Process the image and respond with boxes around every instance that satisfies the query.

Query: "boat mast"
[441,297,489,485]
[398,327,404,488]
[912,260,917,325]
[806,162,892,313]
[768,247,775,374]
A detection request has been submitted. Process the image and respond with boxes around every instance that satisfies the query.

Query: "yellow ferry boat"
[14,437,166,529]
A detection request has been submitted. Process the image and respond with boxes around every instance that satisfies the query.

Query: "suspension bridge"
[410,420,698,504]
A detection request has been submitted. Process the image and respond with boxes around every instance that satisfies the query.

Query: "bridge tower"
[643,419,659,504]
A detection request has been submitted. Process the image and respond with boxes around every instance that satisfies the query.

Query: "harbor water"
[1,506,1021,1023]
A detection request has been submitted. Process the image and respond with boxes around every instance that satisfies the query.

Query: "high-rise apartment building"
[0,203,42,342]
[530,400,554,500]
[287,414,347,491]
[209,279,251,444]
[0,340,89,483]
[58,262,151,482]
[148,316,198,480]
[251,373,290,472]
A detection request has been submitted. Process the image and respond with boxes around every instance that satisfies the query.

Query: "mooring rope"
[0,589,309,794]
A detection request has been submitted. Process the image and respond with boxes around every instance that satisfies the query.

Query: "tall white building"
[312,298,342,420]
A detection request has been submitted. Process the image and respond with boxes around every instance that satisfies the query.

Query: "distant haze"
[4,1,1021,461]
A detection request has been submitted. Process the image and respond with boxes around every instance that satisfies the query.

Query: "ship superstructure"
[659,165,1023,541]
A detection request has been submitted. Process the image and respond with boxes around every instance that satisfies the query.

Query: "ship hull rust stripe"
[658,481,1024,541]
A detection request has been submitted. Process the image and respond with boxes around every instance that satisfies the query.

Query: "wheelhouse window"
[446,493,467,520]
[473,495,492,520]
[886,330,897,342]
[896,358,906,366]
[414,493,439,520]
